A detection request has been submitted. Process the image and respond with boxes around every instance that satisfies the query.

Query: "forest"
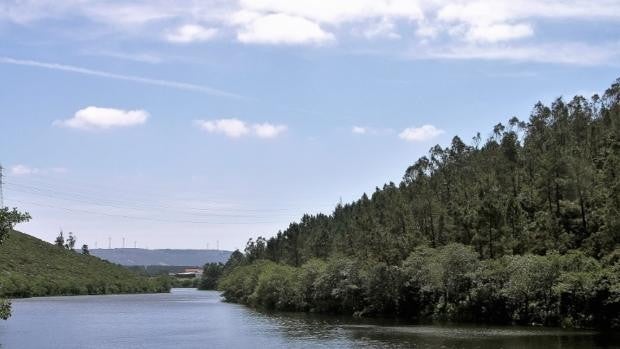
[216,79,620,329]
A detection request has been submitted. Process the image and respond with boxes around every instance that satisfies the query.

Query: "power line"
[0,164,4,208]
[4,184,297,219]
[4,181,334,214]
[9,199,279,225]
[5,175,333,211]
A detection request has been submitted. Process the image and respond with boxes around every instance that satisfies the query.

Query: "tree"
[199,263,224,290]
[65,232,76,251]
[501,254,559,324]
[0,207,31,320]
[55,230,65,248]
[81,244,90,255]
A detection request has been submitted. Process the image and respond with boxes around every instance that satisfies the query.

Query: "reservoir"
[0,288,617,348]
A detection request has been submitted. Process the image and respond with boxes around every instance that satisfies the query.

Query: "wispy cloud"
[351,126,395,136]
[352,126,367,134]
[164,24,218,43]
[195,119,287,139]
[10,164,39,176]
[83,50,163,64]
[9,164,68,176]
[0,57,243,99]
[409,42,620,66]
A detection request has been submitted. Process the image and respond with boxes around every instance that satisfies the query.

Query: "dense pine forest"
[216,79,620,329]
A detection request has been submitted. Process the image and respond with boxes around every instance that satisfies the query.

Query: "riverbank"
[218,253,620,330]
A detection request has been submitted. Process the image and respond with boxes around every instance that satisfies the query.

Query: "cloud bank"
[2,0,619,64]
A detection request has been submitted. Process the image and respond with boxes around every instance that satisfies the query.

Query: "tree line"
[216,78,620,329]
[54,230,90,255]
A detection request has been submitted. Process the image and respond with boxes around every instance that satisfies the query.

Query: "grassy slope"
[0,231,170,297]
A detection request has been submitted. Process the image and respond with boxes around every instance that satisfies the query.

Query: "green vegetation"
[171,277,200,288]
[0,207,30,320]
[198,263,224,290]
[0,230,171,304]
[218,79,620,329]
[125,265,198,276]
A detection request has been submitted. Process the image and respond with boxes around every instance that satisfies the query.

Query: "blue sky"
[1,0,619,250]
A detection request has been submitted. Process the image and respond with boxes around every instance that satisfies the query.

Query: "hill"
[89,248,232,267]
[219,79,620,329]
[0,231,170,298]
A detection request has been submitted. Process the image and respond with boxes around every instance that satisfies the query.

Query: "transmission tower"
[0,164,4,208]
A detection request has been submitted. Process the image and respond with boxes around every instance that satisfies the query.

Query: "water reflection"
[0,289,617,349]
[246,303,618,349]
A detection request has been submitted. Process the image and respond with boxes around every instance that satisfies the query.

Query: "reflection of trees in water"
[243,309,614,349]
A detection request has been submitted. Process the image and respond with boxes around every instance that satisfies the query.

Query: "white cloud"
[195,118,250,138]
[7,165,68,176]
[237,13,334,45]
[361,19,400,39]
[10,164,40,176]
[55,106,149,130]
[399,124,444,142]
[237,0,423,24]
[351,126,397,136]
[465,23,533,43]
[2,1,620,64]
[195,119,287,139]
[253,123,287,138]
[165,24,218,43]
[352,126,367,134]
[415,21,440,39]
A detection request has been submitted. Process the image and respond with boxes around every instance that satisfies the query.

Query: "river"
[0,288,617,348]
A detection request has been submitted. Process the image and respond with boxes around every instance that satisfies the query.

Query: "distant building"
[170,268,203,278]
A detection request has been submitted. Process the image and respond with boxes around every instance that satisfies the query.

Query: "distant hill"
[0,231,170,297]
[89,248,232,267]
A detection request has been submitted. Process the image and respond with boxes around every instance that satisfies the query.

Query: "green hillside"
[218,79,620,329]
[0,230,170,298]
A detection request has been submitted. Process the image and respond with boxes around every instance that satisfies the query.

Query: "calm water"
[0,288,617,349]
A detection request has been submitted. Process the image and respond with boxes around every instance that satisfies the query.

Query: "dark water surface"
[0,288,617,348]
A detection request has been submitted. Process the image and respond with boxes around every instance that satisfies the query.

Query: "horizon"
[2,0,619,250]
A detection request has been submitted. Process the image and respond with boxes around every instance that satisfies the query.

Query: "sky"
[1,0,619,250]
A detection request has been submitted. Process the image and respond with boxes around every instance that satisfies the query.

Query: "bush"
[312,257,364,314]
[250,262,299,310]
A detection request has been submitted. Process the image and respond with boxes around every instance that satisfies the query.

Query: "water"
[0,289,617,349]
